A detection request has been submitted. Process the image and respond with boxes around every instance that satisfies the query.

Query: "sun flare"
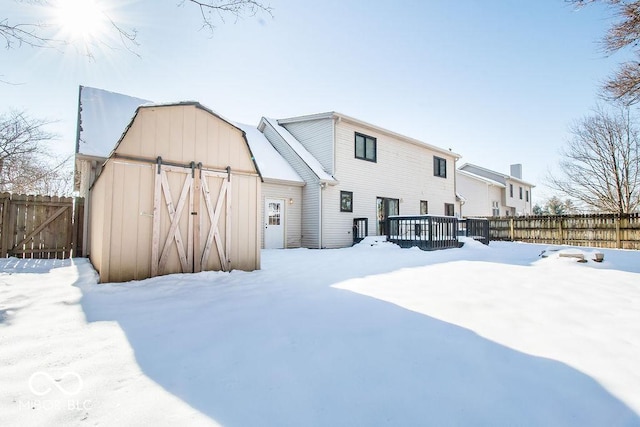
[53,0,108,40]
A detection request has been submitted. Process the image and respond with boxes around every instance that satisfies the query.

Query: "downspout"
[319,182,324,249]
[453,155,459,216]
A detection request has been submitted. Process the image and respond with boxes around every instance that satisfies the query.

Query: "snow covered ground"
[1,239,640,426]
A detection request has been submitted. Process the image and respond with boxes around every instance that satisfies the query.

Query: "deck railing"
[385,215,490,250]
[459,218,490,245]
[386,215,459,250]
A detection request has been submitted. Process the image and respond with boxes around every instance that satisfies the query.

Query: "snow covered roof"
[76,86,151,158]
[457,169,506,188]
[234,123,304,185]
[458,163,535,187]
[260,117,337,184]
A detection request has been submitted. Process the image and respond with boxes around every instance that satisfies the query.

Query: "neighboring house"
[457,163,535,217]
[259,112,461,249]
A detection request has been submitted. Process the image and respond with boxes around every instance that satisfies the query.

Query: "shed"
[88,102,262,283]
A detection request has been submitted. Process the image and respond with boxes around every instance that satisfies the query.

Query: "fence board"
[489,214,640,250]
[0,192,85,259]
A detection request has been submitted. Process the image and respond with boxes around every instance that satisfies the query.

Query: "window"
[433,156,447,178]
[268,202,281,225]
[519,186,523,200]
[526,190,529,202]
[509,184,513,198]
[355,132,376,162]
[340,191,353,212]
[444,203,454,216]
[492,201,500,217]
[420,200,428,215]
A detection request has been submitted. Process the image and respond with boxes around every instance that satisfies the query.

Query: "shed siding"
[106,161,155,282]
[88,161,111,280]
[262,123,321,248]
[229,173,261,271]
[281,118,334,174]
[261,182,303,248]
[116,105,256,174]
[321,120,458,248]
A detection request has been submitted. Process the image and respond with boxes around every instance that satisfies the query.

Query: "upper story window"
[509,184,513,198]
[433,156,447,178]
[519,186,523,200]
[355,132,376,162]
[526,190,529,202]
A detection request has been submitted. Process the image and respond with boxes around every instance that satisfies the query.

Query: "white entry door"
[264,199,285,249]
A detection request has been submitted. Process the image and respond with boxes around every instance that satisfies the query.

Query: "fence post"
[0,194,10,258]
[559,217,564,245]
[616,216,622,249]
[509,218,514,241]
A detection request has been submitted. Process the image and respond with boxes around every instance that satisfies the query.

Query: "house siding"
[457,173,505,217]
[261,182,303,248]
[280,118,335,175]
[504,178,532,215]
[458,173,492,217]
[262,123,321,248]
[321,120,457,248]
[460,164,534,216]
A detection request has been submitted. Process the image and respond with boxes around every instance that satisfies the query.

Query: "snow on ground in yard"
[1,239,640,426]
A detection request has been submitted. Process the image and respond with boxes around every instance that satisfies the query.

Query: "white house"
[258,112,461,249]
[457,163,535,217]
[75,86,463,254]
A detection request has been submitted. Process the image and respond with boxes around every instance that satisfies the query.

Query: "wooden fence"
[489,214,640,250]
[0,193,84,259]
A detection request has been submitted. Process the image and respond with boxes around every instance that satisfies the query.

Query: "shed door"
[151,163,231,277]
[264,199,285,249]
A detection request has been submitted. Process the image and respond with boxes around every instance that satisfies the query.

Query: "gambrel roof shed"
[89,102,262,283]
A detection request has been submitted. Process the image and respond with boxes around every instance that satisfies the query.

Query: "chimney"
[510,164,522,179]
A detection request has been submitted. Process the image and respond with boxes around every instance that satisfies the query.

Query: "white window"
[492,201,499,217]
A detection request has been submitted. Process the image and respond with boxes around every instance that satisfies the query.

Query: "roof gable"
[235,123,304,184]
[259,117,337,184]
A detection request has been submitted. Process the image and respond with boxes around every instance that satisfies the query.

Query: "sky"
[1,0,629,203]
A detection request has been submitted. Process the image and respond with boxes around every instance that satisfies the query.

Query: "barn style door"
[150,161,232,277]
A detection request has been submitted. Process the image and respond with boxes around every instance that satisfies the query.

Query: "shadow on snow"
[76,247,640,427]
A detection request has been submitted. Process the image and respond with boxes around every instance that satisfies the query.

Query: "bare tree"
[0,110,71,195]
[1,0,272,55]
[568,0,640,103]
[548,103,640,214]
